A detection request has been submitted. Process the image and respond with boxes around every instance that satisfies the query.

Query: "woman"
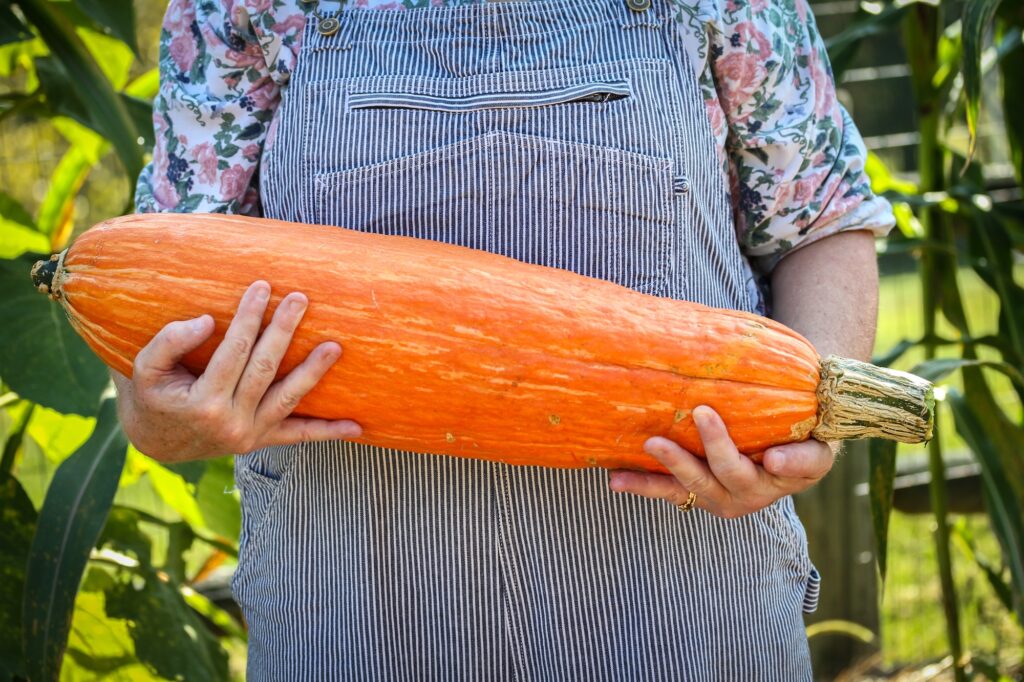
[115,0,894,678]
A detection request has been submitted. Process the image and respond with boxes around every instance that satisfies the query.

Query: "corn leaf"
[962,0,1004,160]
[967,208,1024,409]
[868,438,898,584]
[947,389,1024,625]
[910,357,1024,389]
[22,398,127,682]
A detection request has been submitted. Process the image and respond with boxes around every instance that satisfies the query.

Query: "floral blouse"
[135,0,895,275]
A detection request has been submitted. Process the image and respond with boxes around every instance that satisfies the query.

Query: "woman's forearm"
[769,230,879,363]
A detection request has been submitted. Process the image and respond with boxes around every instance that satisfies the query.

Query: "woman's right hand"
[111,280,362,462]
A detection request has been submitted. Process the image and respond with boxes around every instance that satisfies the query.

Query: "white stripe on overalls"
[233,0,822,679]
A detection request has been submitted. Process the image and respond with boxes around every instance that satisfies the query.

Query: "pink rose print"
[716,52,767,115]
[194,142,218,185]
[734,21,772,59]
[220,164,251,200]
[169,34,198,73]
[808,49,837,119]
[163,0,194,35]
[153,151,180,209]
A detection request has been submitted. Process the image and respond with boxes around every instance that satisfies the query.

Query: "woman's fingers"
[763,440,836,480]
[692,405,762,494]
[233,291,309,412]
[612,406,837,518]
[641,435,729,504]
[261,417,363,448]
[255,341,344,426]
[133,315,214,387]
[608,470,705,511]
[195,281,271,398]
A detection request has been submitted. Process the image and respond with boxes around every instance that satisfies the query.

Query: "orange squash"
[32,213,933,472]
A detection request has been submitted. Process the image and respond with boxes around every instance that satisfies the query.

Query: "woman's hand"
[608,405,836,518]
[112,280,362,463]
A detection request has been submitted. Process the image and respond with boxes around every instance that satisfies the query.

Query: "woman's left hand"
[608,404,837,518]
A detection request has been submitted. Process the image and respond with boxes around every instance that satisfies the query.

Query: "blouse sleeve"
[134,0,281,216]
[706,0,895,275]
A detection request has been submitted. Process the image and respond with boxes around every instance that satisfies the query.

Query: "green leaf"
[25,405,95,465]
[0,473,37,680]
[0,3,32,46]
[104,570,229,681]
[63,591,148,680]
[0,189,35,227]
[1002,33,1024,185]
[98,506,153,567]
[967,208,1024,372]
[874,337,920,367]
[164,460,207,486]
[195,456,240,540]
[0,221,49,259]
[16,0,142,182]
[910,357,1024,389]
[0,255,110,416]
[34,143,104,246]
[72,0,137,55]
[77,27,134,90]
[22,398,128,682]
[962,0,1004,161]
[868,439,897,584]
[147,463,206,530]
[951,519,1014,612]
[947,389,1024,625]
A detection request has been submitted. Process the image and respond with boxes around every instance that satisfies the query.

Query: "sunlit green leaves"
[0,255,109,415]
[72,0,138,55]
[15,0,143,182]
[947,389,1024,625]
[22,398,127,682]
[105,570,229,681]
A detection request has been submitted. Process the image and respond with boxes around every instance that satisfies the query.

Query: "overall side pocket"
[231,445,299,599]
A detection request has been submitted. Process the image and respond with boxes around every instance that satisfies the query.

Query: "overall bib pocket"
[303,60,680,295]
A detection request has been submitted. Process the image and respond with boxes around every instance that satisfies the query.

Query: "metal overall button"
[305,0,342,36]
[626,0,652,12]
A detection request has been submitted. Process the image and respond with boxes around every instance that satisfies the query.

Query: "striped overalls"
[233,0,821,678]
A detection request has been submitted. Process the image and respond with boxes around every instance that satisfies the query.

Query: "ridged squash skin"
[48,213,822,472]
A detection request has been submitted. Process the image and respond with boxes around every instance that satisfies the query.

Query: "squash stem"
[813,355,934,444]
[30,249,67,300]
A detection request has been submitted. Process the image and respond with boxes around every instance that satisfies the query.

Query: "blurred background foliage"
[0,0,1023,679]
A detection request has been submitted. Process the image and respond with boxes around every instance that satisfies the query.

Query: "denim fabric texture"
[234,0,821,678]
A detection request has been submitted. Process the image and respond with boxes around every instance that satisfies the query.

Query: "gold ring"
[676,491,697,513]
